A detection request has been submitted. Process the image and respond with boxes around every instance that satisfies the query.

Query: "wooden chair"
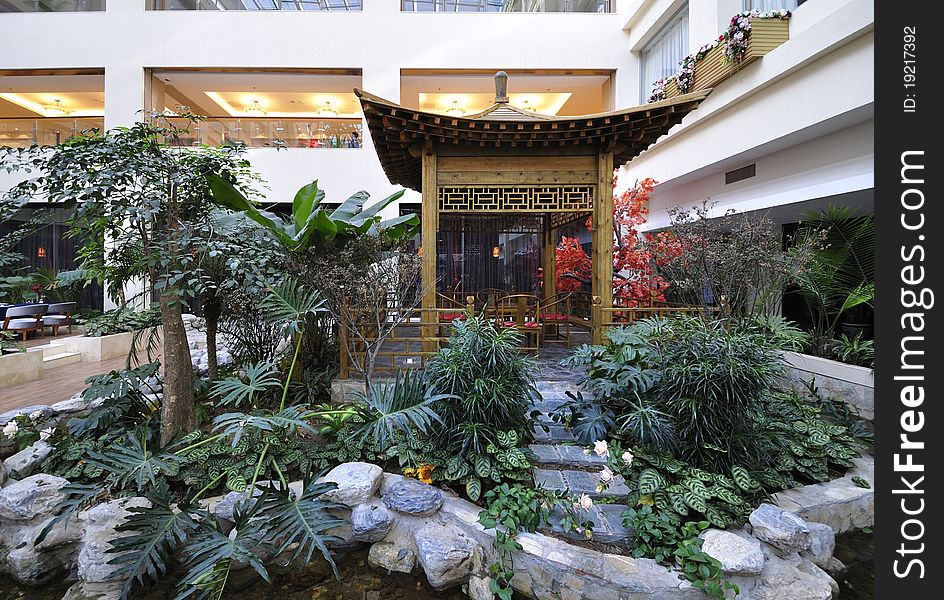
[495,293,541,354]
[476,288,507,317]
[43,301,77,336]
[539,292,574,347]
[2,304,48,342]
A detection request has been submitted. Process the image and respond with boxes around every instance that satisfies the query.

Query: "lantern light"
[492,246,501,258]
[37,246,46,258]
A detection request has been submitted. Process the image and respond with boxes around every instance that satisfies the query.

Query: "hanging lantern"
[492,246,501,258]
[37,246,46,258]
[417,246,423,256]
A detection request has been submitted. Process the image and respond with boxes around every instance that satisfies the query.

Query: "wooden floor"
[1,332,160,414]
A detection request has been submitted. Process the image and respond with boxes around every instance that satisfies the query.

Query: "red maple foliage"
[555,176,684,307]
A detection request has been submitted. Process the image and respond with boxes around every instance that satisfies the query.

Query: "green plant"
[210,361,282,408]
[622,505,738,599]
[1,329,23,353]
[826,332,874,367]
[736,314,811,352]
[435,429,533,502]
[350,369,448,451]
[80,308,162,337]
[796,206,874,349]
[0,274,34,303]
[478,483,594,599]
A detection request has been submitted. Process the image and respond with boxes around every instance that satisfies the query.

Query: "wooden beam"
[543,215,557,301]
[591,151,614,344]
[421,147,438,353]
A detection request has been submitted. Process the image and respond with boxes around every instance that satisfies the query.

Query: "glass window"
[640,7,688,99]
[0,0,104,11]
[744,0,799,10]
[401,0,612,13]
[146,1,362,10]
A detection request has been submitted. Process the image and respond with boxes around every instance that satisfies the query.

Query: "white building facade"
[0,0,873,233]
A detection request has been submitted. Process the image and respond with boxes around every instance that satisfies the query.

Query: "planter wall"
[664,17,790,99]
[781,351,874,420]
[0,350,43,387]
[63,326,163,363]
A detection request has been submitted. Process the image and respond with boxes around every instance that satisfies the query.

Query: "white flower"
[578,493,594,511]
[583,448,592,455]
[39,427,54,441]
[28,410,43,422]
[592,440,609,457]
[2,421,18,439]
[622,450,634,467]
[600,466,614,483]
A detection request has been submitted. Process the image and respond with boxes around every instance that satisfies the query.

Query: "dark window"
[725,163,756,185]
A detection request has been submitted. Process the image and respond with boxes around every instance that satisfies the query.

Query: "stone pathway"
[529,380,632,543]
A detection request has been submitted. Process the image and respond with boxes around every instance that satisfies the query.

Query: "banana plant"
[207,175,419,253]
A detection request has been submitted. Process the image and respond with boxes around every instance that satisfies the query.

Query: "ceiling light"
[445,99,465,116]
[244,99,267,116]
[317,100,339,116]
[43,99,69,116]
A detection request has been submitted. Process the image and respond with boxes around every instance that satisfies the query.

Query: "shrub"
[80,308,162,337]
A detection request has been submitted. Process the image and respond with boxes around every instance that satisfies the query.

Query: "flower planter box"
[0,349,43,387]
[780,351,874,420]
[663,17,790,100]
[63,326,163,362]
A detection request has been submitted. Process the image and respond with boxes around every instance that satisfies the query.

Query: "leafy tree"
[0,117,260,443]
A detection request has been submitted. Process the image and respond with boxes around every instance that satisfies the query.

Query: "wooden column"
[421,146,438,352]
[542,215,557,300]
[591,152,614,344]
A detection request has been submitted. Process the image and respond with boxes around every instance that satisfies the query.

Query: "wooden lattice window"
[438,185,594,213]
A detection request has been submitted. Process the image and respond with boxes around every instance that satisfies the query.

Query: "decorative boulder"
[209,480,293,523]
[749,503,811,554]
[0,459,7,486]
[351,502,394,543]
[77,497,151,583]
[50,394,90,415]
[0,473,69,521]
[61,581,124,600]
[414,522,475,589]
[3,440,54,480]
[382,478,443,516]
[368,540,417,574]
[321,462,383,506]
[803,522,836,570]
[700,528,766,576]
[4,545,62,584]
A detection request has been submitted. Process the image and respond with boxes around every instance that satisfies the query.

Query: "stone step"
[533,468,630,498]
[529,444,605,467]
[42,351,82,370]
[532,424,576,443]
[543,503,633,543]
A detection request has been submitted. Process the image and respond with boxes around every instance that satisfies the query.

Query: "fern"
[259,278,325,334]
[352,369,447,450]
[210,361,281,408]
[85,432,184,491]
[211,405,317,447]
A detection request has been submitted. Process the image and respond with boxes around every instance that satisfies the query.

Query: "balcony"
[160,116,362,148]
[146,0,362,10]
[0,117,104,147]
[0,0,104,11]
[401,0,611,12]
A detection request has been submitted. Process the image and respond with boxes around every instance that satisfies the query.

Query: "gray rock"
[5,545,62,584]
[61,581,123,600]
[382,478,443,516]
[77,497,151,582]
[351,502,394,542]
[0,405,52,426]
[700,528,765,575]
[208,480,285,523]
[0,459,7,486]
[3,440,54,479]
[802,522,836,570]
[732,552,836,600]
[50,394,90,415]
[467,575,495,600]
[321,462,383,506]
[368,540,416,573]
[0,473,69,521]
[414,522,474,589]
[749,503,811,554]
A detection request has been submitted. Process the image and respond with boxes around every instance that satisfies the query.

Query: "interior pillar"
[421,146,438,352]
[591,152,614,344]
[542,215,557,300]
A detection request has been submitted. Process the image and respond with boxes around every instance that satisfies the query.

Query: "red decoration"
[555,176,684,307]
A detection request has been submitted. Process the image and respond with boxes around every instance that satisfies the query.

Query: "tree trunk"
[204,295,221,381]
[159,289,197,445]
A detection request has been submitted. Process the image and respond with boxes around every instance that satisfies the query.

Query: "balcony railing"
[161,116,363,148]
[0,118,104,148]
[146,0,362,10]
[401,0,611,12]
[0,0,104,11]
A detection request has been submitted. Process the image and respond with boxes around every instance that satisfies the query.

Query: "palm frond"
[211,405,317,447]
[85,432,184,491]
[209,361,281,408]
[34,482,103,545]
[250,478,347,577]
[107,482,202,600]
[259,277,325,334]
[352,369,448,450]
[175,503,270,600]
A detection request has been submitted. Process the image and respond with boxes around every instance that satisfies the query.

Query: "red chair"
[539,292,575,347]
